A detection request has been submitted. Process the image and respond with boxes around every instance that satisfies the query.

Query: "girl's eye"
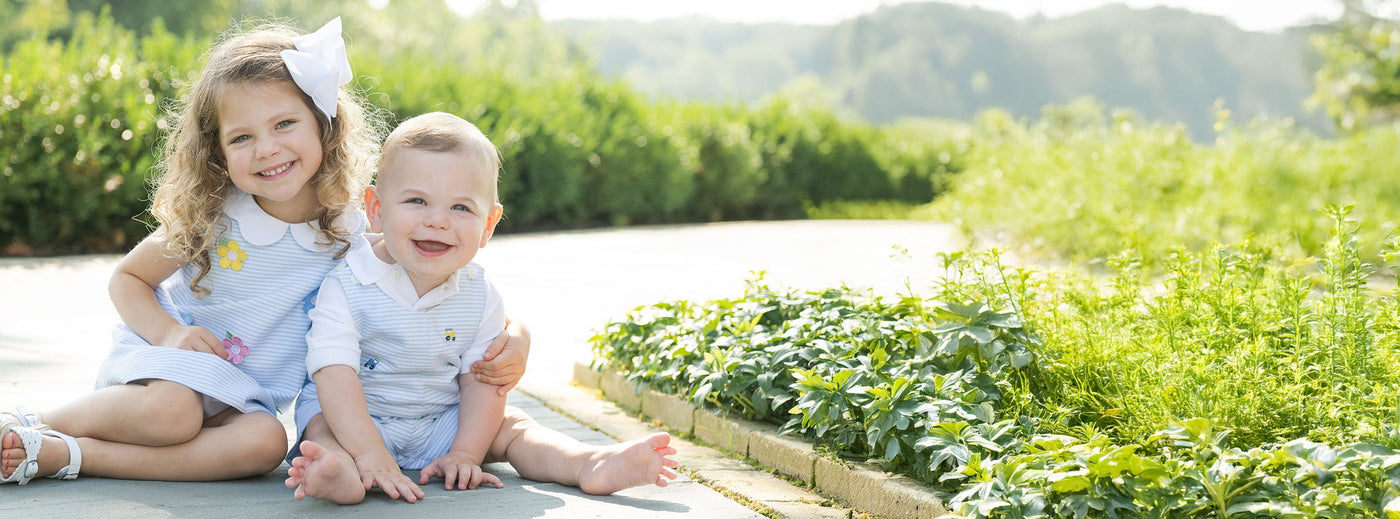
[275,120,294,130]
[229,135,250,145]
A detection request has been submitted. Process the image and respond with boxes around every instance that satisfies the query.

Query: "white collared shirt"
[304,235,505,378]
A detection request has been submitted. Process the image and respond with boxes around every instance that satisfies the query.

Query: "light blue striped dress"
[293,245,504,469]
[95,190,364,416]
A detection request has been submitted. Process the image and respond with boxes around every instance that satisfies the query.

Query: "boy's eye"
[452,204,471,213]
[405,197,426,205]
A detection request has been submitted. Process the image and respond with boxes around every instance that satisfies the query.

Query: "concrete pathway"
[0,220,962,516]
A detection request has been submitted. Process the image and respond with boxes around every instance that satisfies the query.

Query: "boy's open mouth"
[413,240,453,255]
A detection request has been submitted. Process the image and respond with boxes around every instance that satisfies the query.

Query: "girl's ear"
[364,186,383,233]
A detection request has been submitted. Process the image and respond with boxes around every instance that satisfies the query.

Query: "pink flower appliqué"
[223,331,250,365]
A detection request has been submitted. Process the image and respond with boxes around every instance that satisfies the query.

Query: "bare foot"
[285,440,366,504]
[577,432,679,495]
[1,429,68,480]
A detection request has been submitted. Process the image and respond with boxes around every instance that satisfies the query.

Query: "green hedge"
[0,13,951,253]
[0,14,196,253]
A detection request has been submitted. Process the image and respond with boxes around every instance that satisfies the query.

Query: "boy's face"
[366,147,502,294]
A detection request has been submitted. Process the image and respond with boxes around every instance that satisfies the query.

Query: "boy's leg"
[485,407,679,495]
[284,413,368,505]
[3,407,287,481]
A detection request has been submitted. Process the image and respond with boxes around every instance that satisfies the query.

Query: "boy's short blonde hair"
[380,112,501,202]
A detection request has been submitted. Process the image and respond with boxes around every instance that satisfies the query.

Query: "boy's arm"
[417,375,506,489]
[110,229,226,358]
[308,278,424,501]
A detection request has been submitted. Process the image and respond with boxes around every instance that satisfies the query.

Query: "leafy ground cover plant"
[590,209,1400,517]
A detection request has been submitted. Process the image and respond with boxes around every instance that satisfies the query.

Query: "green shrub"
[0,14,195,253]
[0,10,954,253]
[590,210,1400,516]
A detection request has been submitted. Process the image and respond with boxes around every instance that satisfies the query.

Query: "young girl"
[0,18,528,485]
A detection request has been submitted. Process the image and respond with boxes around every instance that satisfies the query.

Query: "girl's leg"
[42,380,206,446]
[485,407,679,495]
[284,413,368,504]
[4,402,288,481]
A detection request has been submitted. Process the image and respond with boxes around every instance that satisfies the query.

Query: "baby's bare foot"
[285,440,366,504]
[577,432,679,495]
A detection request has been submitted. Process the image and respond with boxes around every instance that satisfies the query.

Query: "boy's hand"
[354,450,425,503]
[159,325,228,359]
[471,319,530,396]
[419,450,503,490]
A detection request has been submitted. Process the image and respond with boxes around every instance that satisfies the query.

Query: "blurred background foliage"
[3,0,1400,263]
[0,0,958,254]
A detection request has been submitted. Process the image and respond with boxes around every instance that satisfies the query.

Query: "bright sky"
[448,0,1344,32]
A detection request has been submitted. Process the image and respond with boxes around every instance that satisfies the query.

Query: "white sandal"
[0,414,81,485]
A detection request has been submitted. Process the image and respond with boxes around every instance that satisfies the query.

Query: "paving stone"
[572,361,602,389]
[643,388,696,434]
[748,423,817,485]
[815,457,949,519]
[694,408,752,457]
[599,370,643,411]
[763,499,852,519]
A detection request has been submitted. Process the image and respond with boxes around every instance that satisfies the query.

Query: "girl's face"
[217,81,323,223]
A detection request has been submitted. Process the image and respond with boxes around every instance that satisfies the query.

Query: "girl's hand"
[355,450,425,503]
[418,451,503,490]
[470,319,530,396]
[159,325,228,359]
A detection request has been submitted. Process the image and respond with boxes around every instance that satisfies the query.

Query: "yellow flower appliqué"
[217,240,247,271]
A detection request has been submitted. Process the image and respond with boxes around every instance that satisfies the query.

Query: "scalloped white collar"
[224,189,357,252]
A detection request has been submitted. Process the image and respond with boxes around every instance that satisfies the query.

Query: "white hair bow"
[280,17,352,120]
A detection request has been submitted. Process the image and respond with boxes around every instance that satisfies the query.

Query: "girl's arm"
[417,375,506,490]
[470,317,531,396]
[109,232,226,358]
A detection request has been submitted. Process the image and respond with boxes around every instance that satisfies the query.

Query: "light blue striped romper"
[293,243,503,469]
[95,190,364,417]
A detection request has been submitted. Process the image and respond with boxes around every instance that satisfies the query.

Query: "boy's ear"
[479,203,503,248]
[364,186,383,233]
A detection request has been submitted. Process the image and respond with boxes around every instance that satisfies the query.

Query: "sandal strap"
[13,406,46,429]
[0,423,43,485]
[44,430,81,480]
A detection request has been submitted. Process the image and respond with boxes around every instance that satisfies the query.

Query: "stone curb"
[581,363,951,519]
[529,368,851,519]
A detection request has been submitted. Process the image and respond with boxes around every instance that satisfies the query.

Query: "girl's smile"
[256,160,297,178]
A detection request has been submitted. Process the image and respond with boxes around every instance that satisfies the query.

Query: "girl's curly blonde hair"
[150,21,383,297]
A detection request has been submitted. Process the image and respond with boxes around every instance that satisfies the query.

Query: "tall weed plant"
[933,102,1400,267]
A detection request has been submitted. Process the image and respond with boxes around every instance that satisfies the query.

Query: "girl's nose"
[255,138,280,159]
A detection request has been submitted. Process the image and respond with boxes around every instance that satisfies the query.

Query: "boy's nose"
[423,209,449,229]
